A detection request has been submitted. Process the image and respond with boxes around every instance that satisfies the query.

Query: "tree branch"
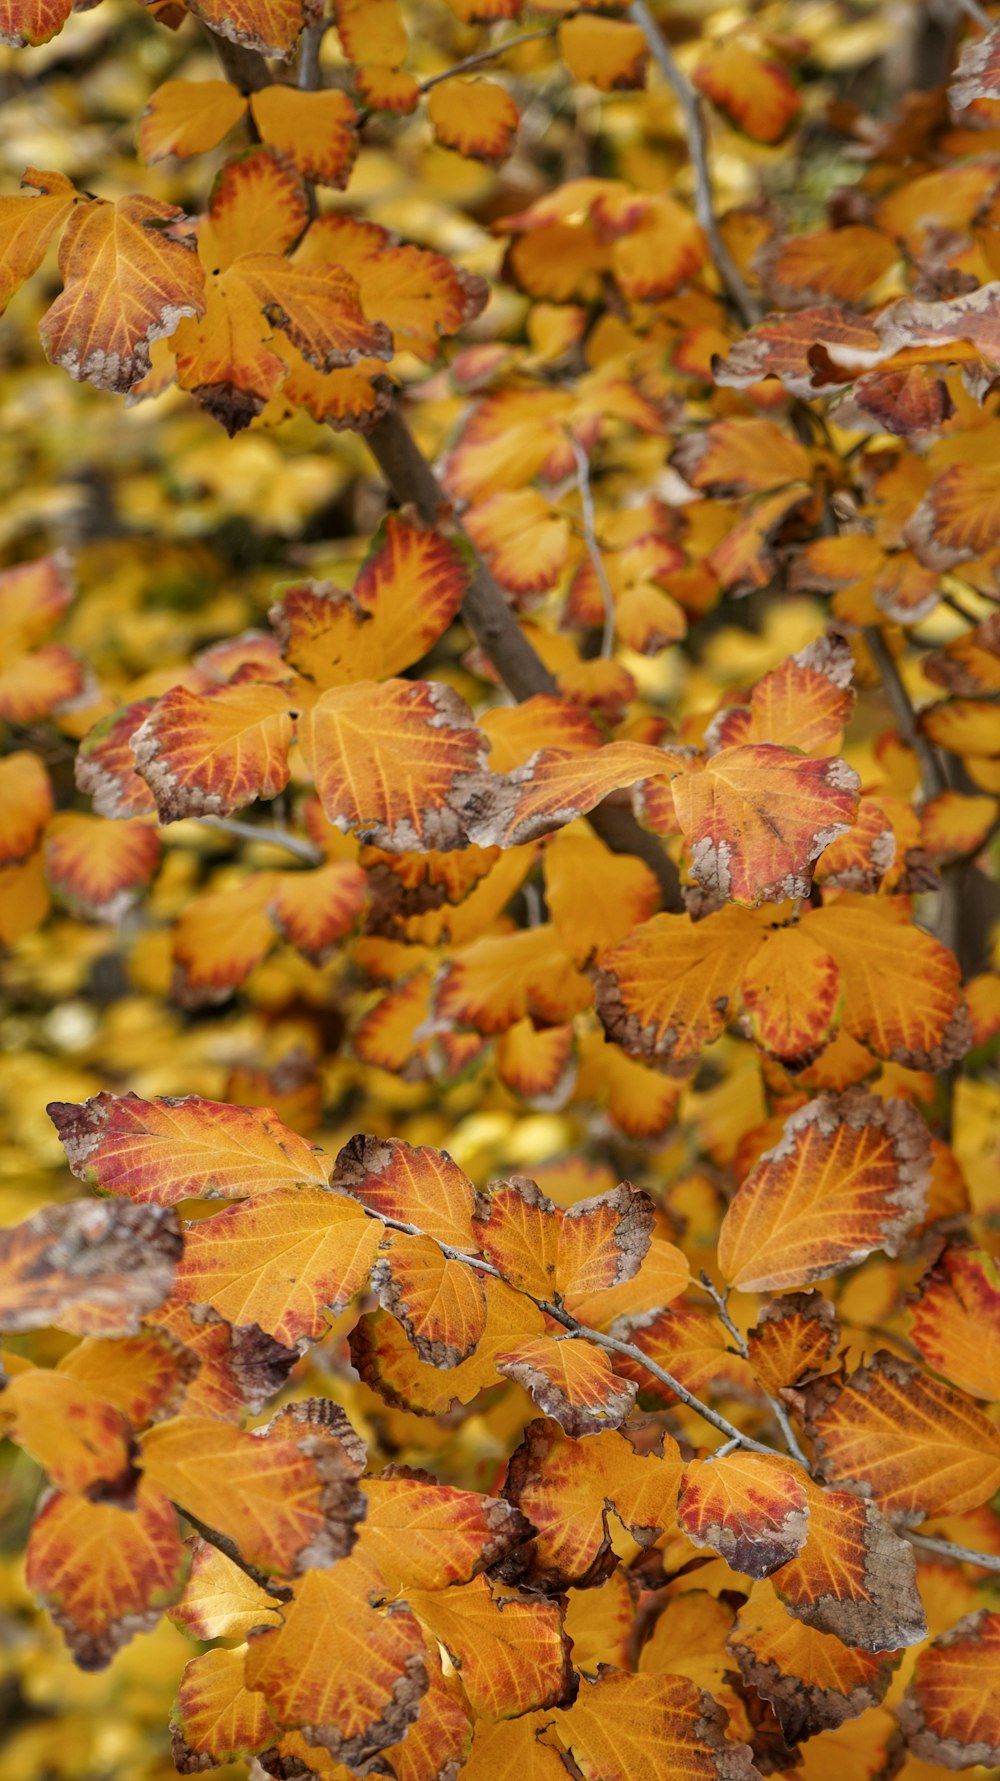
[365,405,684,909]
[569,433,616,659]
[369,1208,797,1463]
[698,1270,812,1469]
[902,1529,1000,1574]
[198,815,324,866]
[419,28,557,93]
[173,1503,294,1600]
[210,32,274,91]
[627,0,761,327]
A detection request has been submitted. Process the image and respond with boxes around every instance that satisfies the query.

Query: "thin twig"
[864,627,948,799]
[958,0,993,33]
[902,1529,1000,1574]
[174,1504,294,1601]
[419,28,556,93]
[371,1209,794,1462]
[298,21,328,90]
[198,815,323,866]
[699,1271,812,1469]
[210,31,274,92]
[569,433,616,659]
[627,0,761,327]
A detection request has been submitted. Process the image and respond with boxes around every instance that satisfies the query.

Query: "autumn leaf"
[350,1274,545,1417]
[44,812,161,922]
[727,1579,899,1742]
[406,1575,573,1719]
[0,1198,180,1336]
[770,1482,926,1651]
[494,1332,638,1435]
[897,1608,1000,1768]
[0,166,79,306]
[558,15,647,91]
[139,80,248,162]
[249,85,359,188]
[0,0,72,46]
[0,1366,133,1494]
[908,1247,1000,1400]
[694,39,800,142]
[182,0,312,59]
[803,894,970,1069]
[595,905,761,1067]
[171,1643,276,1772]
[168,1538,284,1641]
[427,79,519,164]
[333,1133,477,1249]
[543,1668,760,1781]
[677,1452,810,1578]
[371,1230,487,1367]
[132,679,294,821]
[357,1472,526,1593]
[75,699,158,819]
[746,1292,839,1396]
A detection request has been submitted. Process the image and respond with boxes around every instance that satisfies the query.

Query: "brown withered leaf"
[0,1198,181,1336]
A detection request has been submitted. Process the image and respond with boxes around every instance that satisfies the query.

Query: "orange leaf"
[40,194,204,393]
[805,1349,1000,1518]
[273,513,471,689]
[168,1538,284,1641]
[48,1091,332,1204]
[371,1230,487,1367]
[544,1668,759,1781]
[595,905,761,1067]
[140,1413,364,1574]
[740,924,842,1066]
[183,0,310,59]
[495,1333,637,1435]
[673,417,811,496]
[75,699,158,818]
[427,79,519,164]
[56,1329,197,1428]
[0,0,71,45]
[677,1453,810,1578]
[0,549,74,650]
[718,1091,931,1293]
[694,40,800,142]
[0,167,78,308]
[132,679,293,821]
[0,751,52,865]
[462,739,682,849]
[610,1304,758,1404]
[908,1247,1000,1399]
[771,1483,926,1651]
[350,1275,544,1417]
[298,216,488,360]
[0,1198,180,1336]
[746,1291,839,1397]
[898,1608,1000,1768]
[610,195,707,302]
[172,1186,381,1348]
[250,85,359,187]
[171,1643,276,1770]
[26,1478,186,1668]
[0,640,84,724]
[244,1556,427,1762]
[172,266,288,432]
[139,80,247,162]
[710,635,856,756]
[762,224,898,307]
[496,1018,575,1105]
[503,1419,683,1589]
[298,677,488,850]
[333,1133,477,1249]
[921,790,998,860]
[237,251,392,369]
[473,1176,653,1304]
[558,15,647,91]
[672,744,859,906]
[334,0,408,65]
[435,924,592,1035]
[1,1367,132,1493]
[148,1302,297,1421]
[406,1574,573,1719]
[924,612,1000,695]
[44,812,160,922]
[357,1473,527,1592]
[545,826,660,965]
[727,1579,898,1743]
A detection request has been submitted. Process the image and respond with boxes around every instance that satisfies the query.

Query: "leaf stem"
[196,815,324,866]
[568,433,616,659]
[419,28,557,94]
[698,1271,812,1469]
[863,626,948,799]
[626,0,761,327]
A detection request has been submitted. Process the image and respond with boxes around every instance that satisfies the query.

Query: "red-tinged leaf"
[371,1230,487,1367]
[727,1579,899,1742]
[350,1275,546,1417]
[47,1091,332,1205]
[739,924,842,1066]
[181,0,311,59]
[26,1479,186,1669]
[149,1302,298,1421]
[406,1575,573,1719]
[814,795,897,892]
[0,549,73,649]
[558,15,647,90]
[473,1176,653,1305]
[250,85,358,188]
[297,216,488,359]
[0,640,85,723]
[464,488,570,595]
[611,1304,758,1404]
[906,461,1000,571]
[694,39,799,142]
[568,1233,691,1331]
[481,694,603,771]
[205,147,310,266]
[238,252,392,369]
[1,1367,133,1493]
[610,194,707,302]
[855,365,955,440]
[333,1133,477,1249]
[0,751,52,865]
[172,266,287,433]
[171,1643,276,1773]
[334,0,408,65]
[709,636,856,758]
[924,612,1000,696]
[802,894,970,1070]
[805,1349,1000,1518]
[40,194,204,393]
[0,0,70,44]
[273,514,471,689]
[170,877,277,1005]
[0,1198,180,1336]
[673,418,811,497]
[140,1413,364,1574]
[543,1668,760,1781]
[43,812,160,922]
[357,1474,527,1592]
[714,304,881,398]
[267,862,366,962]
[771,1483,925,1652]
[677,1453,810,1579]
[595,905,762,1067]
[375,1652,473,1781]
[746,1292,839,1397]
[75,698,158,818]
[168,1538,284,1641]
[503,1419,683,1589]
[247,1562,427,1764]
[495,1333,637,1435]
[139,80,247,162]
[434,924,592,1036]
[496,1018,575,1105]
[427,79,519,164]
[761,225,898,309]
[298,677,488,850]
[673,745,860,907]
[461,740,682,849]
[0,167,78,304]
[718,1091,930,1294]
[132,680,293,821]
[172,1186,381,1349]
[56,1330,197,1429]
[921,791,998,860]
[908,1247,1000,1399]
[898,1608,1000,1768]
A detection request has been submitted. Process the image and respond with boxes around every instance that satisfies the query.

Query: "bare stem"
[371,1209,794,1462]
[864,626,948,799]
[419,28,556,93]
[958,0,993,33]
[198,815,324,867]
[698,1271,812,1469]
[627,0,761,327]
[569,433,616,659]
[902,1529,1000,1574]
[173,1504,293,1601]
